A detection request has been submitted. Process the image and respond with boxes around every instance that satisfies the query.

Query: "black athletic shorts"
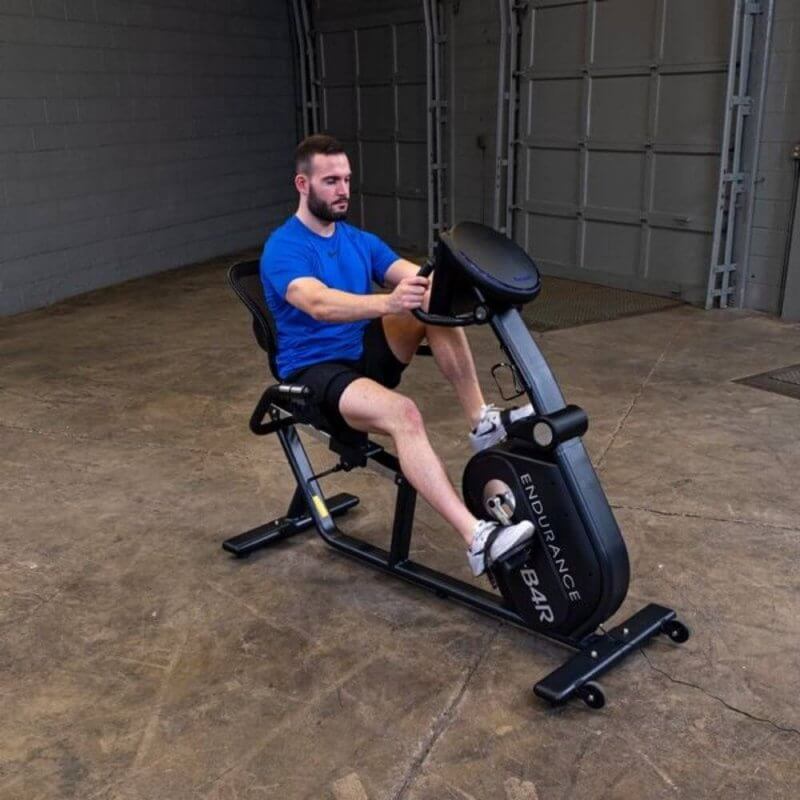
[284,317,408,436]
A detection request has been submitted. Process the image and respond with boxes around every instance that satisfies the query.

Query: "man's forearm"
[312,287,389,322]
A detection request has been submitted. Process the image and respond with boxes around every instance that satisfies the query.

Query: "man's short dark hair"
[295,133,346,175]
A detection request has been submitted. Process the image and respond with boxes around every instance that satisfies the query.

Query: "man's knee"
[338,381,423,436]
[387,393,424,435]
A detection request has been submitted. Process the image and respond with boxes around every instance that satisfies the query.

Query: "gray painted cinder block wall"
[742,0,799,313]
[0,0,298,316]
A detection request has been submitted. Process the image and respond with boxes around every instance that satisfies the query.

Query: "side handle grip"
[249,384,314,435]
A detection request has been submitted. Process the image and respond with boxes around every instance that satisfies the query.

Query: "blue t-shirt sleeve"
[261,238,317,299]
[363,231,399,285]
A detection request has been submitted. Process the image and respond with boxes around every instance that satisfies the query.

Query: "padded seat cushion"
[439,222,541,306]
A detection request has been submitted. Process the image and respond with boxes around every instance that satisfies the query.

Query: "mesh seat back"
[228,259,372,454]
[228,260,281,380]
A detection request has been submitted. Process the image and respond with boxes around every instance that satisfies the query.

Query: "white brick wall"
[745,0,800,312]
[0,0,298,315]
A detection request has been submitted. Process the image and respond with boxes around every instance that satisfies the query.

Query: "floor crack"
[392,627,498,800]
[596,328,681,471]
[641,650,800,737]
[612,503,800,534]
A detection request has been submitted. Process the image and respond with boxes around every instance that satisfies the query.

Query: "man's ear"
[294,173,309,195]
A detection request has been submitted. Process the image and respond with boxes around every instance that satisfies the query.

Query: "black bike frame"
[226,307,680,705]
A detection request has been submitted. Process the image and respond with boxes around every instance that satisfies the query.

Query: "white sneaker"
[466,518,535,577]
[468,403,534,453]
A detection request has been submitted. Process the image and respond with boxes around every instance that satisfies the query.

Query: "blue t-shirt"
[260,216,399,379]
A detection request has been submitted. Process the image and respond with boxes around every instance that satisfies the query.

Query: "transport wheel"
[576,681,605,709]
[661,619,690,643]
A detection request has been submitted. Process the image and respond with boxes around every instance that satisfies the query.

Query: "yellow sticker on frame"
[311,494,330,519]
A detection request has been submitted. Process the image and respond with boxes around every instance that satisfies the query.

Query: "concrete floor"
[2,256,800,800]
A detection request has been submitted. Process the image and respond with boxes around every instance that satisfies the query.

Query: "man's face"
[303,153,351,222]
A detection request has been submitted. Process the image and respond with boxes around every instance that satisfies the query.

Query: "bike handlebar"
[410,261,490,327]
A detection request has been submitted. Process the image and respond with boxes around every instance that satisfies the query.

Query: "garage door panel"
[657,72,727,148]
[526,148,579,207]
[594,0,657,67]
[652,153,719,223]
[513,209,530,252]
[590,76,650,143]
[349,191,365,227]
[340,138,360,172]
[515,0,732,297]
[532,3,586,71]
[362,194,395,241]
[357,27,393,84]
[587,151,644,214]
[398,142,427,195]
[396,21,426,81]
[584,221,641,276]
[316,2,426,251]
[529,214,577,267]
[325,87,358,138]
[321,31,356,84]
[398,83,426,139]
[360,86,395,138]
[663,0,734,65]
[361,141,396,194]
[649,228,713,283]
[526,79,583,141]
[399,199,427,247]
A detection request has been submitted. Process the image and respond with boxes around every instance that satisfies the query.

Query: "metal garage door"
[514,0,734,301]
[313,1,429,251]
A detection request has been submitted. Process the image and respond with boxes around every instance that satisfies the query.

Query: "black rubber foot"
[533,604,679,707]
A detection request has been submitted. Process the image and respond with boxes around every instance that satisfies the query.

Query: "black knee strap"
[482,524,504,570]
[480,524,504,589]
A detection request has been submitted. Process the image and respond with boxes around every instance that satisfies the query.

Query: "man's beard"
[308,185,348,222]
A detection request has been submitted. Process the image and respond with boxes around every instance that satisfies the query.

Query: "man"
[260,133,534,577]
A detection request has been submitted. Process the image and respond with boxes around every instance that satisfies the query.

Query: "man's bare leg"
[425,325,485,427]
[338,377,478,544]
[381,313,485,428]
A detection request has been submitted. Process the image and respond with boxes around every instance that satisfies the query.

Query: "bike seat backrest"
[228,259,371,453]
[428,221,541,316]
[228,260,281,381]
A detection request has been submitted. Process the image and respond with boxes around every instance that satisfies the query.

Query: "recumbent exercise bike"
[224,221,690,709]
